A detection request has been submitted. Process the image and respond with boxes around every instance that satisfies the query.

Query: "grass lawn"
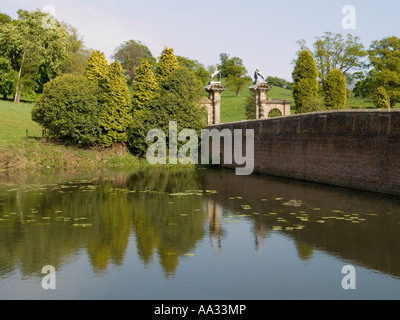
[0,99,42,146]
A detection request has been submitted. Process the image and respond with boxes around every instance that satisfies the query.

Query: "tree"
[0,12,12,26]
[221,55,250,96]
[156,46,179,81]
[226,74,252,97]
[374,86,390,109]
[62,23,91,76]
[84,50,109,87]
[31,75,102,146]
[0,57,16,99]
[368,36,400,108]
[219,53,230,78]
[266,76,293,90]
[292,50,319,113]
[177,56,209,86]
[99,60,132,146]
[0,9,68,103]
[128,67,207,156]
[323,69,347,109]
[298,32,367,85]
[112,39,155,83]
[131,59,159,112]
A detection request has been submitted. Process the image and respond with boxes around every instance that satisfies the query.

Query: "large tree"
[220,55,250,96]
[112,39,155,83]
[298,32,366,85]
[292,50,319,113]
[368,36,400,108]
[0,9,68,102]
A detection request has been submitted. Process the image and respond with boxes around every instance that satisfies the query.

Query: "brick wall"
[207,109,400,196]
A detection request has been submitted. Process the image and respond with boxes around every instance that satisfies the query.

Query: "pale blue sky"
[2,0,400,81]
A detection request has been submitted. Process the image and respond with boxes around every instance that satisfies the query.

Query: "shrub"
[374,86,390,108]
[128,67,207,156]
[31,74,102,146]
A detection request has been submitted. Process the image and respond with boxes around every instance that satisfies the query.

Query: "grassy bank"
[0,99,149,172]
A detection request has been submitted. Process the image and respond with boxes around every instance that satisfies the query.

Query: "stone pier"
[204,82,226,125]
[249,82,291,119]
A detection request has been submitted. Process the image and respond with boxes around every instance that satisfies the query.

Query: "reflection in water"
[204,169,400,278]
[1,166,400,292]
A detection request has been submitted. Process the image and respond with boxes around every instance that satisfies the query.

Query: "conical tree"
[156,46,179,81]
[100,60,132,146]
[374,86,390,109]
[132,59,159,113]
[84,50,109,87]
[292,50,319,113]
[323,68,347,109]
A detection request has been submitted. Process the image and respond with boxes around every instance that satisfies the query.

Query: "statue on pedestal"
[254,68,266,84]
[210,64,222,83]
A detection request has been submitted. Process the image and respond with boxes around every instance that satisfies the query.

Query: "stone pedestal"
[204,82,226,125]
[249,82,291,119]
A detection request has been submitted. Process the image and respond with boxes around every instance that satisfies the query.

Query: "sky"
[1,0,400,81]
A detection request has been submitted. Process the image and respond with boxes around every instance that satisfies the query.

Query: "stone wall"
[207,109,400,196]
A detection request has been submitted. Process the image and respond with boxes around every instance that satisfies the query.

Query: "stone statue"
[254,68,266,84]
[210,64,222,83]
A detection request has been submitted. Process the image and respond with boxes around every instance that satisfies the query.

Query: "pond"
[0,167,399,300]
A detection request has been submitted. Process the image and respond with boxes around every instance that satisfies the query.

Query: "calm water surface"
[0,167,399,300]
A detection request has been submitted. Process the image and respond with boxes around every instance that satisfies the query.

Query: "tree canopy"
[0,9,68,102]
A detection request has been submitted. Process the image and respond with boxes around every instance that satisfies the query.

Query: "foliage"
[266,76,293,90]
[292,50,319,113]
[374,86,390,109]
[245,90,255,120]
[131,59,159,112]
[297,32,367,84]
[112,39,155,83]
[323,69,347,109]
[368,36,400,108]
[62,23,91,76]
[99,60,132,146]
[177,55,209,86]
[0,57,16,99]
[31,74,102,146]
[218,54,249,96]
[84,50,109,87]
[128,67,207,156]
[226,74,252,97]
[156,46,179,81]
[0,9,68,102]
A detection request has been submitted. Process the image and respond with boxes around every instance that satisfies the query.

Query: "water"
[0,167,399,300]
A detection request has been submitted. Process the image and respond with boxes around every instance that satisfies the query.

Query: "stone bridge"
[206,109,400,196]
